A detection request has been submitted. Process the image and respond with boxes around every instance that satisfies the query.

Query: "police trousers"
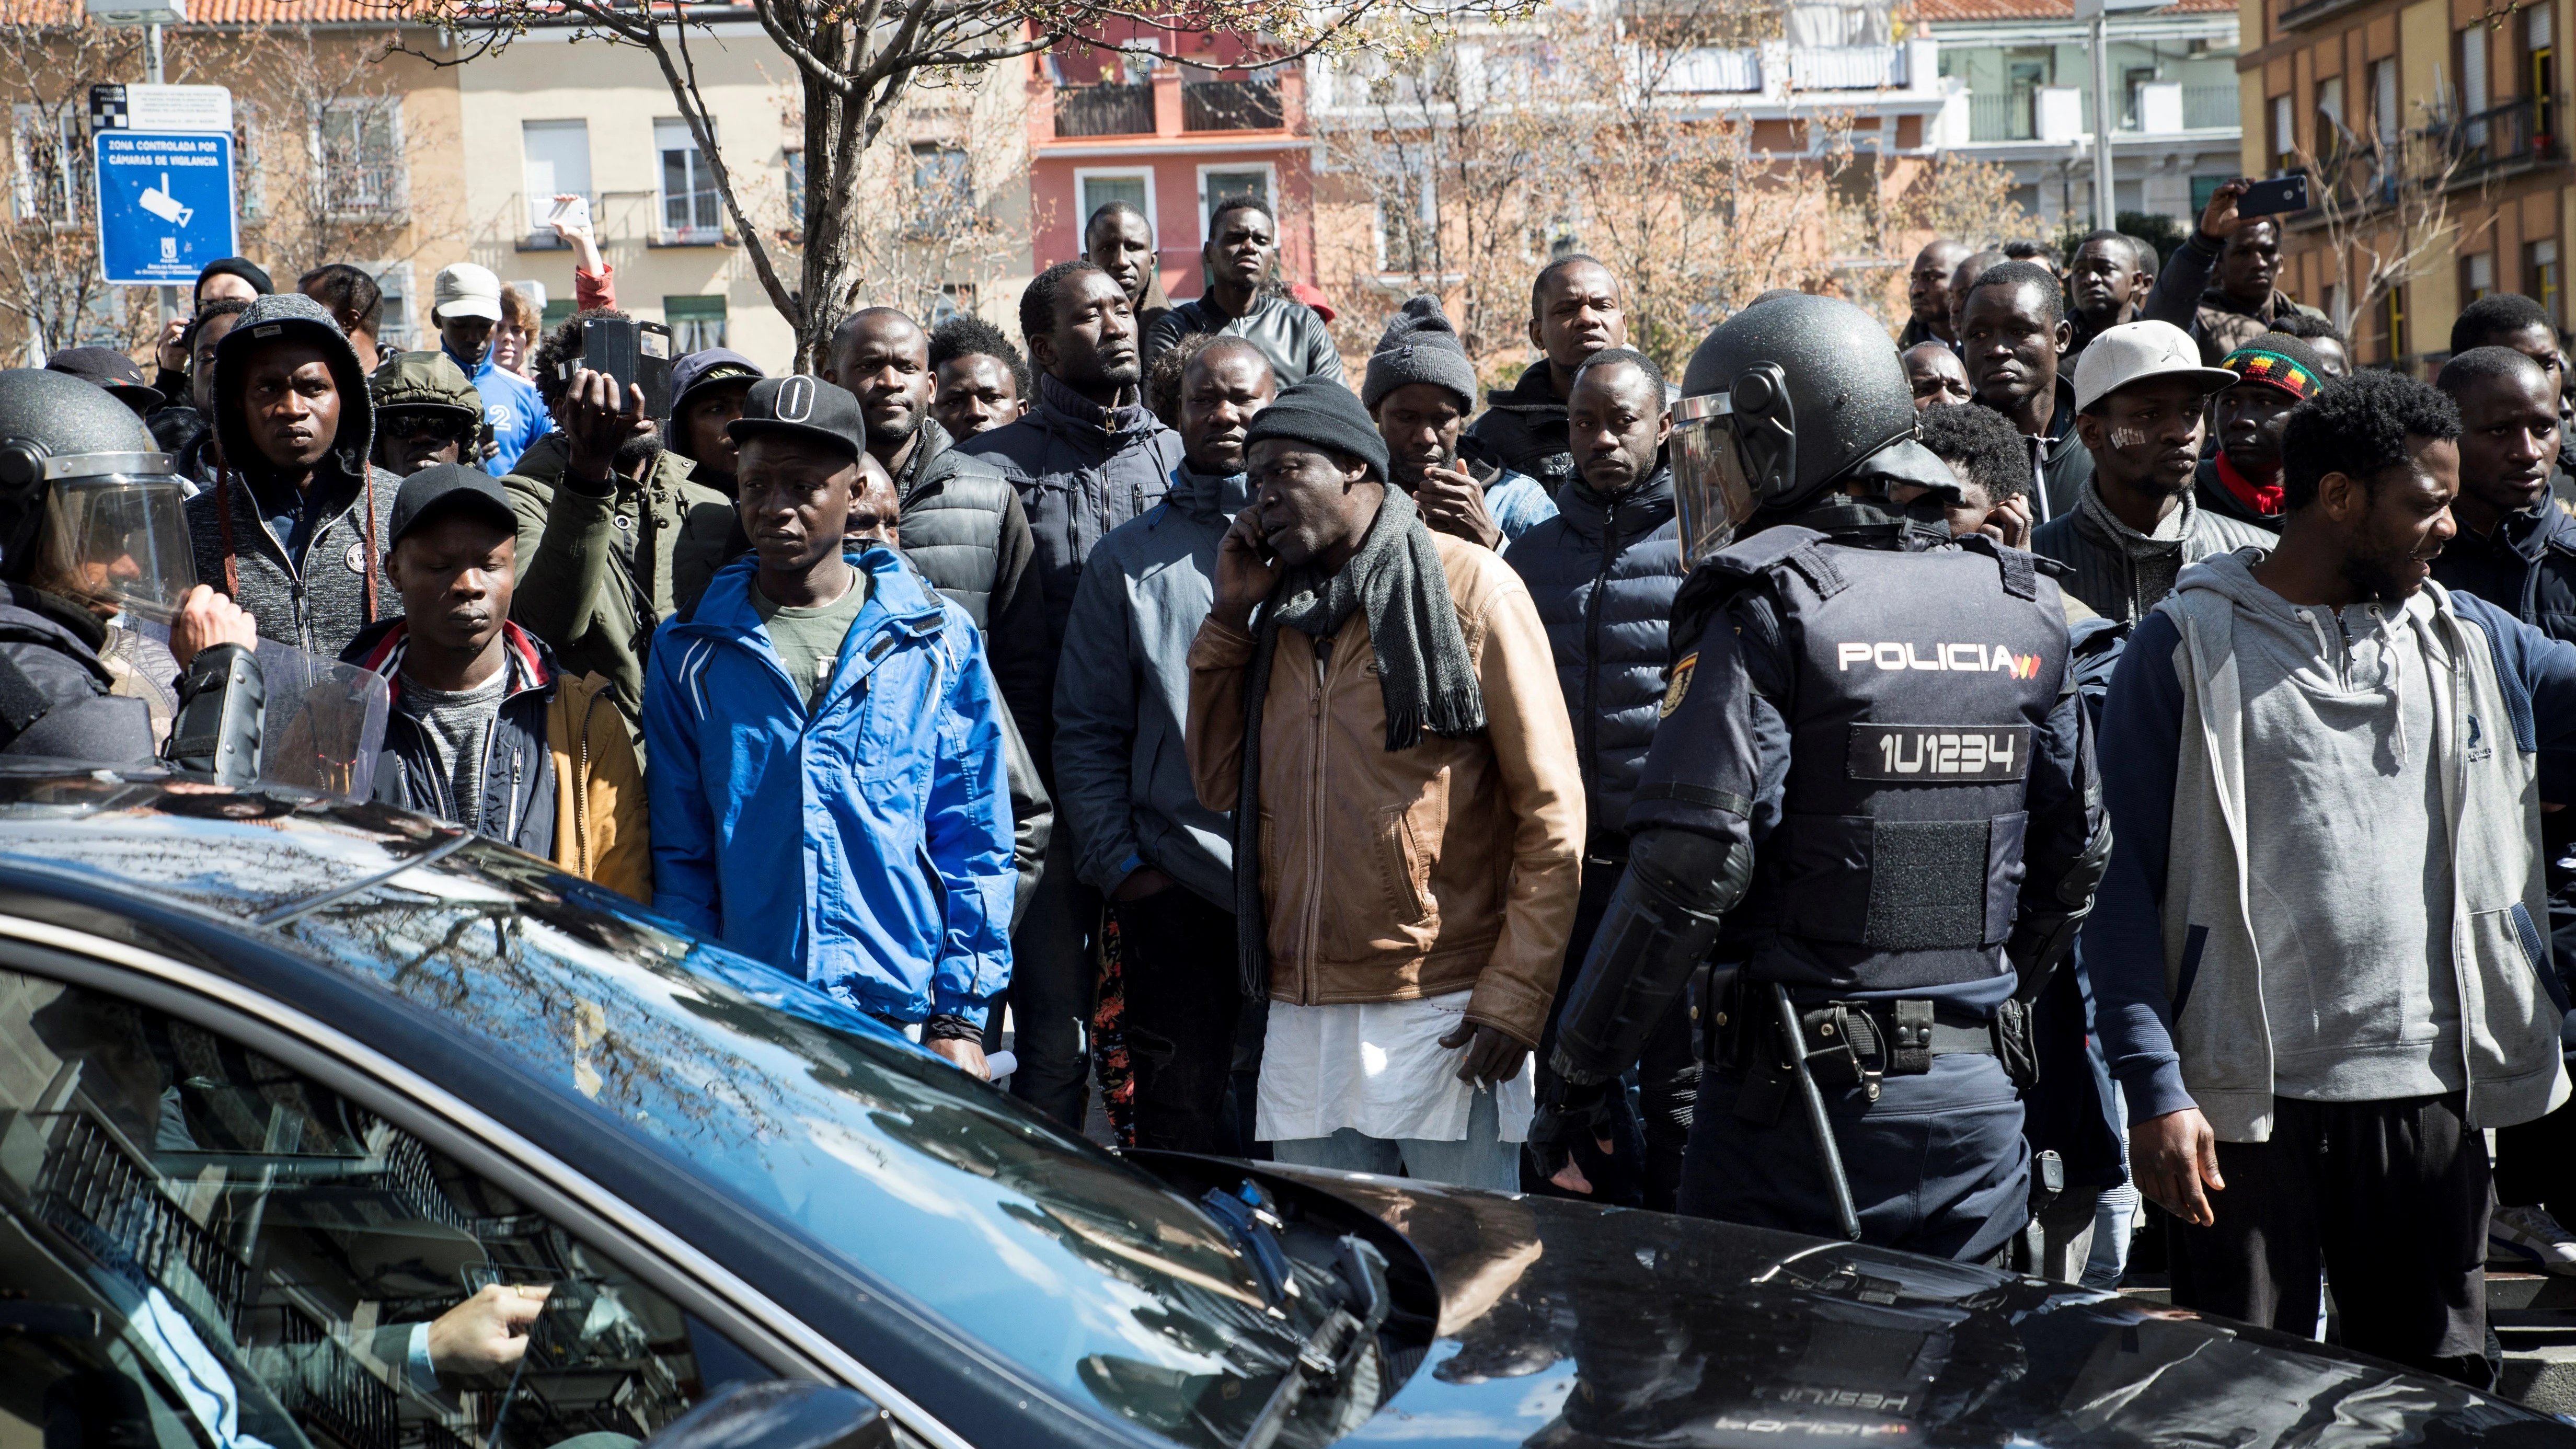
[1679,1052,2030,1263]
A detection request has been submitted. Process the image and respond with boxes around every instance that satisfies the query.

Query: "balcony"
[1970,91,2037,141]
[1790,43,1904,89]
[1183,75,1284,131]
[1666,47,1763,93]
[2438,95,2567,181]
[1054,82,1155,138]
[1968,83,2239,142]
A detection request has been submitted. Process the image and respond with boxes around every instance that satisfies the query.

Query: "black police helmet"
[1681,294,1917,515]
[0,368,163,580]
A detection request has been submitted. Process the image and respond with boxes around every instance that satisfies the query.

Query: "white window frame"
[1072,166,1158,246]
[365,259,417,352]
[10,103,87,230]
[233,99,264,222]
[654,116,725,246]
[521,118,594,238]
[311,96,407,221]
[1195,160,1278,240]
[1371,146,1437,274]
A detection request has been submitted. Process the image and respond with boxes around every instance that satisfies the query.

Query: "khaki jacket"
[545,668,650,902]
[1187,531,1584,1046]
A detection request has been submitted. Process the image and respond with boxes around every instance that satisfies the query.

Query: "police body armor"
[1711,526,2068,1002]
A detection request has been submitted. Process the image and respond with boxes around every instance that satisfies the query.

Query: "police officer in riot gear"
[0,367,265,776]
[1533,295,2109,1263]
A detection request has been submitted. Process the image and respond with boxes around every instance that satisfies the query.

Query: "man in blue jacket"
[646,374,1014,1074]
[434,263,547,476]
[2092,370,2576,1386]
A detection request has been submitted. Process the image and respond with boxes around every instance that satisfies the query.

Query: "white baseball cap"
[432,262,503,323]
[2071,319,2239,412]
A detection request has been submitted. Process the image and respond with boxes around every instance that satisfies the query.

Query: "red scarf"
[2213,451,2284,519]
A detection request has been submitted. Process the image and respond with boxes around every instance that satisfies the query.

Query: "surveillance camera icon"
[139,172,192,228]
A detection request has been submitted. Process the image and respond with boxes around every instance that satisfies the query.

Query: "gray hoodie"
[2089,549,2574,1141]
[182,292,403,660]
[1050,463,1251,908]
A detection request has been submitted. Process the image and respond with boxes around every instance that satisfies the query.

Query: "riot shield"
[126,620,389,800]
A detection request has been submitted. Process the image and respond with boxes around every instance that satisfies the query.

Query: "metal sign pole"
[148,24,175,330]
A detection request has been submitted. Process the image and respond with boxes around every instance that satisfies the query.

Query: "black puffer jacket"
[962,373,1180,765]
[1502,469,1685,853]
[894,418,1048,730]
[182,293,402,660]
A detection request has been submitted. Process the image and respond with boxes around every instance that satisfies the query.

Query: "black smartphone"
[561,316,676,420]
[2238,174,2310,217]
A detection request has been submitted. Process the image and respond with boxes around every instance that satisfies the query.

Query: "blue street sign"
[93,130,236,286]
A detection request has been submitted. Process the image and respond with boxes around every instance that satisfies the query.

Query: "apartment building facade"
[1025,22,1317,309]
[2244,0,2574,366]
[1924,0,2244,229]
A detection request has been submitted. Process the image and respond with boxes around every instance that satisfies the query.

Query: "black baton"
[1773,983,1862,1240]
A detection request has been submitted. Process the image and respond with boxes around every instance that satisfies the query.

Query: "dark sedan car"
[0,770,2566,1449]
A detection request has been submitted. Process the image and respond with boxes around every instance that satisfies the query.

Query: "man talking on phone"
[1364,297,1555,550]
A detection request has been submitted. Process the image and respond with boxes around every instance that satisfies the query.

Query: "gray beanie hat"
[1362,295,1482,414]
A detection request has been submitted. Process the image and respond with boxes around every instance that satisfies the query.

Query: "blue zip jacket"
[449,344,548,477]
[644,547,1015,1027]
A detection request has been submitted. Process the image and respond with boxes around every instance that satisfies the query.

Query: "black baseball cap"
[388,462,516,548]
[45,347,163,412]
[727,374,865,461]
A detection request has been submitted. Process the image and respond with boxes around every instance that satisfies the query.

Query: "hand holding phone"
[2236,174,2310,217]
[545,193,592,236]
[1212,510,1283,630]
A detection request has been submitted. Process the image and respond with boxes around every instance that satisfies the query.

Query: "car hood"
[1266,1167,2566,1447]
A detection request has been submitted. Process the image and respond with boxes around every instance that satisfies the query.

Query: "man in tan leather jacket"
[1187,377,1583,1189]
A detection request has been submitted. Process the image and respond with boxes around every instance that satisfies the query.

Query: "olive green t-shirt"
[752,572,871,711]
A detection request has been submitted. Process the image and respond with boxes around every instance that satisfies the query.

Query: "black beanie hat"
[1362,295,1482,414]
[197,257,272,301]
[1244,378,1392,482]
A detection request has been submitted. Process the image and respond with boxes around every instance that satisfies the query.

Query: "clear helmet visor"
[1669,394,1765,566]
[35,456,196,623]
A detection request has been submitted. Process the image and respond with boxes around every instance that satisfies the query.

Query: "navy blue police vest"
[1684,526,2069,1000]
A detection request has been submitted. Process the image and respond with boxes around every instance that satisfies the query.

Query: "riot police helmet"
[0,367,197,622]
[1669,293,1952,560]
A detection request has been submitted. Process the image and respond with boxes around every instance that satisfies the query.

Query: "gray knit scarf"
[1231,486,1484,994]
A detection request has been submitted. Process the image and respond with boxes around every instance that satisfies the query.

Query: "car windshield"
[0,788,1324,1448]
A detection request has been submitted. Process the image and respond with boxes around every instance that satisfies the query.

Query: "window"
[2370,56,2400,148]
[521,119,592,238]
[1200,166,1271,226]
[1077,169,1151,234]
[2271,92,2297,168]
[927,282,976,326]
[2464,250,2496,303]
[2531,5,2558,146]
[2533,238,2562,323]
[2460,25,2490,139]
[654,117,722,244]
[543,297,575,327]
[2385,284,2408,360]
[1375,148,1436,273]
[234,100,264,221]
[370,260,417,350]
[316,98,405,218]
[0,968,781,1449]
[2191,174,2231,213]
[9,104,86,227]
[2122,65,2157,128]
[785,146,804,233]
[2314,75,2345,165]
[911,142,971,209]
[664,293,726,351]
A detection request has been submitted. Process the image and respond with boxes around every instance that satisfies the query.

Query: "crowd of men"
[28,171,2576,1400]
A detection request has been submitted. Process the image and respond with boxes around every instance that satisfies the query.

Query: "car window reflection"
[0,969,778,1449]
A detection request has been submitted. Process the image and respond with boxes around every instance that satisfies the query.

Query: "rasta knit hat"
[1245,377,1393,482]
[2220,332,2330,404]
[1362,294,1481,414]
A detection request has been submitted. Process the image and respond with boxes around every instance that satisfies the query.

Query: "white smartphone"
[546,194,591,232]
